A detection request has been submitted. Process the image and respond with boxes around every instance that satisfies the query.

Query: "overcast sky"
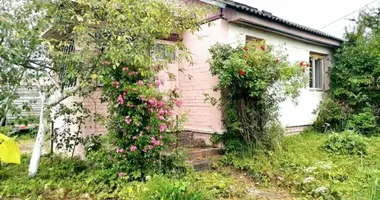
[234,0,380,38]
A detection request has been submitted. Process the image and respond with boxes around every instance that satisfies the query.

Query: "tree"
[0,0,31,126]
[319,8,380,134]
[0,0,206,177]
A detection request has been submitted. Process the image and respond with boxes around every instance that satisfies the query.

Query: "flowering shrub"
[208,41,307,150]
[100,62,185,180]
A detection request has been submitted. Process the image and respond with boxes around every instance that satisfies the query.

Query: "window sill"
[309,88,323,92]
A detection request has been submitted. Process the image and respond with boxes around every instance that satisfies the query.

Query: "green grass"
[224,131,380,199]
[0,155,247,199]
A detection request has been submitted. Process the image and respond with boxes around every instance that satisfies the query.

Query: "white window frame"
[310,56,325,90]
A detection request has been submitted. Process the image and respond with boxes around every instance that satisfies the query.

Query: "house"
[176,0,342,140]
[49,0,342,153]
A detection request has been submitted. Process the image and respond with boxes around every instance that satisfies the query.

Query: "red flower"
[275,58,279,63]
[300,61,304,66]
[260,45,265,51]
[243,46,248,51]
[306,63,310,67]
[302,68,306,73]
[238,69,245,76]
[244,54,248,59]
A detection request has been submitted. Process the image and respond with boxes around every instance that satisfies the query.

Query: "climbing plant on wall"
[208,41,308,151]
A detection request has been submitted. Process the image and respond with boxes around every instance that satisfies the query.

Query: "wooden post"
[50,122,54,155]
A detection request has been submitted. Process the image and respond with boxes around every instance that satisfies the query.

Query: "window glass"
[309,55,324,89]
[155,44,175,61]
[315,59,323,89]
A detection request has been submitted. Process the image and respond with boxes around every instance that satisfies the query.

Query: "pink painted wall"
[178,19,229,134]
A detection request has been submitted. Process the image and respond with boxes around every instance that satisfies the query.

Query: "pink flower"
[154,140,161,146]
[166,109,172,116]
[141,95,146,101]
[115,148,125,153]
[155,80,160,87]
[128,71,138,76]
[125,116,132,124]
[117,95,124,105]
[122,67,129,72]
[104,60,110,65]
[118,172,125,177]
[147,83,153,88]
[112,81,119,88]
[142,149,147,153]
[148,98,155,105]
[148,108,153,113]
[175,99,183,107]
[148,145,153,150]
[157,101,165,107]
[159,115,165,120]
[132,136,137,140]
[151,137,157,144]
[146,126,151,131]
[158,108,165,115]
[138,80,144,86]
[159,135,163,139]
[160,123,167,132]
[130,146,137,152]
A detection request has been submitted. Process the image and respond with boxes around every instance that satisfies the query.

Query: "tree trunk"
[0,87,17,125]
[28,92,46,177]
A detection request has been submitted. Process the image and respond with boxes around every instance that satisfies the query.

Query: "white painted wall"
[227,23,333,127]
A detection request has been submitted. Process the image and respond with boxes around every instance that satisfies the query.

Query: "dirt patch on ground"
[221,168,293,200]
[18,139,50,155]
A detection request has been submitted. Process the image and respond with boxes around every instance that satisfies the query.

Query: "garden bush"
[313,95,347,132]
[319,9,380,133]
[348,109,378,135]
[0,126,13,135]
[321,131,367,155]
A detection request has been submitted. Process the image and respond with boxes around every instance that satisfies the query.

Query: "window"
[58,40,77,89]
[246,35,264,43]
[154,44,176,61]
[309,53,326,89]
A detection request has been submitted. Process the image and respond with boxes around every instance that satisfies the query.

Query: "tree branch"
[47,83,81,108]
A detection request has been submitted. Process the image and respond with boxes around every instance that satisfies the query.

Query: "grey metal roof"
[218,0,343,42]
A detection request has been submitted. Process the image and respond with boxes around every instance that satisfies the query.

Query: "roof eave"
[224,8,342,48]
